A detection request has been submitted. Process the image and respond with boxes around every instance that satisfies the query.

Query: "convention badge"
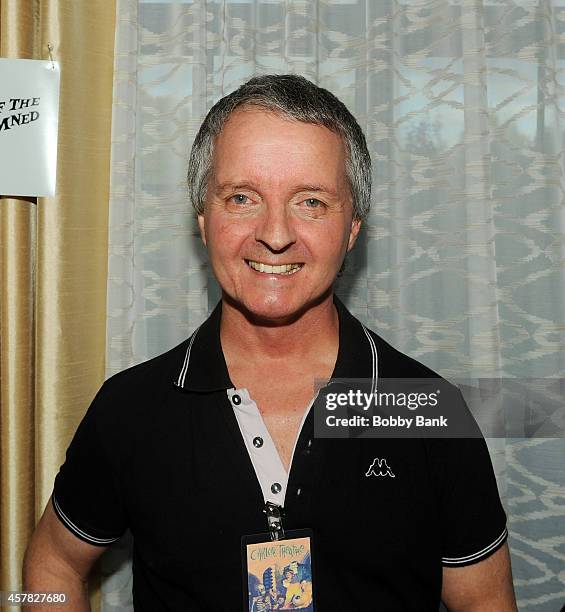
[242,529,315,611]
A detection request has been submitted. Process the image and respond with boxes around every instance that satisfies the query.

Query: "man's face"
[198,107,361,322]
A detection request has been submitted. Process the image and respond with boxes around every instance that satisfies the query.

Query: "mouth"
[245,259,304,275]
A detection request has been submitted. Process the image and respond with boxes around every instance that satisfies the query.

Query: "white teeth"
[247,260,302,275]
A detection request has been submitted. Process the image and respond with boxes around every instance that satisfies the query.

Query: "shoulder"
[68,338,193,467]
[334,297,442,383]
[361,325,479,437]
[84,338,191,433]
[101,338,190,399]
[362,325,441,380]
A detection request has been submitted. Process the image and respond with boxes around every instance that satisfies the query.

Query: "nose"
[254,202,296,253]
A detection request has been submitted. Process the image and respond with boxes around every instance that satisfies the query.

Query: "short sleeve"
[428,392,508,567]
[52,383,128,546]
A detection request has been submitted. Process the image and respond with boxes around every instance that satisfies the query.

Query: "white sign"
[0,58,61,197]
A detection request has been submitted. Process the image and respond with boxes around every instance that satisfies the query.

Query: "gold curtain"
[0,0,116,608]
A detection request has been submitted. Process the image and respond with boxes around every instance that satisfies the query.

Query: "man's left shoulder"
[361,324,474,431]
[362,324,441,380]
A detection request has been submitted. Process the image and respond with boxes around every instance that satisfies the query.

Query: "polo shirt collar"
[174,301,233,392]
[173,295,377,393]
[332,297,378,393]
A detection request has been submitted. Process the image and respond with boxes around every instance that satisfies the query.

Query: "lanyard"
[263,501,285,541]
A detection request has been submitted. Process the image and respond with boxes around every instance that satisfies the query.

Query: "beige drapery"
[0,1,116,607]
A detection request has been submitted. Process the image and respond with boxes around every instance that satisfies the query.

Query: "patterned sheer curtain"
[105,1,565,610]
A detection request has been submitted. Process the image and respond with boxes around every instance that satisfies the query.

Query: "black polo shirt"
[53,297,507,611]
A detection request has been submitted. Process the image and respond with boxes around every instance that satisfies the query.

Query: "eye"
[230,193,250,205]
[230,193,251,205]
[304,198,322,208]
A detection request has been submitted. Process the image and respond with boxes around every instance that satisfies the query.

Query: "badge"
[242,529,315,611]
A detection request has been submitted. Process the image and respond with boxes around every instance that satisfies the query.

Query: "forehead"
[210,107,348,190]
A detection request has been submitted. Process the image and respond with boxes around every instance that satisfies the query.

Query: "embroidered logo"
[365,458,395,478]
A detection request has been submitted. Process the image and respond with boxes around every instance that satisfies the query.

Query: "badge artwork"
[245,536,313,611]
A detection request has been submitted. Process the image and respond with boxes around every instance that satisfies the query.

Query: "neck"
[220,294,339,368]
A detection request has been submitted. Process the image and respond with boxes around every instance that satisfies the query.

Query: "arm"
[441,543,518,611]
[23,497,108,612]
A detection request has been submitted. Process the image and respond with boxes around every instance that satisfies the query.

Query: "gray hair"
[187,74,371,220]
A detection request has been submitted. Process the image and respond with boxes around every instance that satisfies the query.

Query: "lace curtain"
[105,1,565,609]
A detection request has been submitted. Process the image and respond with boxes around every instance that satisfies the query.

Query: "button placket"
[229,387,295,505]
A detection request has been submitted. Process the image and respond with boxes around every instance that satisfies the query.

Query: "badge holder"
[242,502,315,611]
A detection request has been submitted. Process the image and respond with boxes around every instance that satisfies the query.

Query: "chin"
[227,289,332,325]
[244,297,304,324]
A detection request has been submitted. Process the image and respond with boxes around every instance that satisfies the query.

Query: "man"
[24,75,518,610]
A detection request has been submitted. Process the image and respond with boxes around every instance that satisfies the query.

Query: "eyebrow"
[215,182,258,194]
[294,184,338,195]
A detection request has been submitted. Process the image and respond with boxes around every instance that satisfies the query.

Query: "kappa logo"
[365,458,395,478]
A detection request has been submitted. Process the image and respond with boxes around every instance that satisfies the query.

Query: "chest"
[125,397,441,606]
[239,381,318,471]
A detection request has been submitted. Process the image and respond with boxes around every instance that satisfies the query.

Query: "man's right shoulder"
[95,337,192,410]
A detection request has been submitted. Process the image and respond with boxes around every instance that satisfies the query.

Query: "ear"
[197,213,207,246]
[347,218,361,252]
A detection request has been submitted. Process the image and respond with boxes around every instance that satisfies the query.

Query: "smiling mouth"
[245,259,304,275]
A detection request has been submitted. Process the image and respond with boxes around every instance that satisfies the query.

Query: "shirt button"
[232,394,241,405]
[253,436,264,448]
[271,482,282,494]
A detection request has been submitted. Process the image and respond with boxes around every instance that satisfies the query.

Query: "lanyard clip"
[263,502,285,541]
